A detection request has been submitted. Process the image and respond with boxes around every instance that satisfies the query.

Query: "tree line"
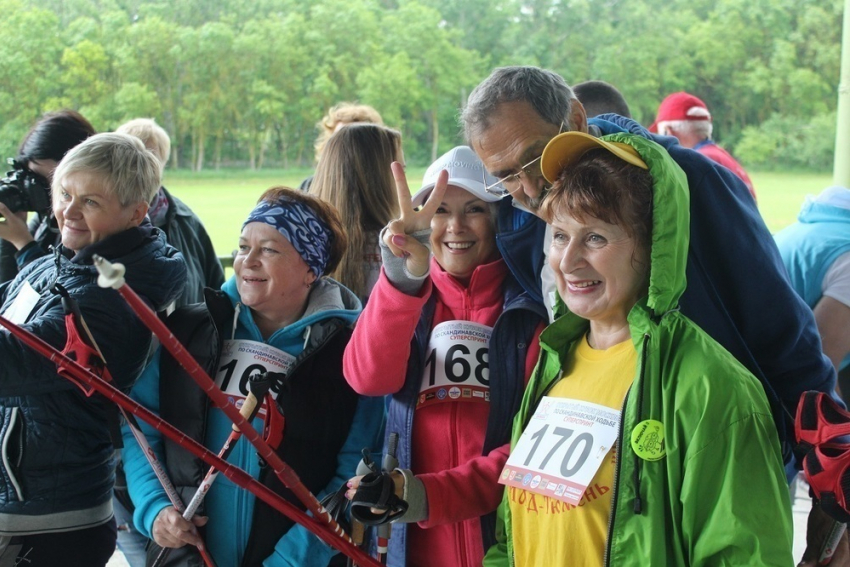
[0,0,841,171]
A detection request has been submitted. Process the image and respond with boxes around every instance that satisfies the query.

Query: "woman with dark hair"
[122,187,384,567]
[309,123,401,302]
[484,132,792,566]
[0,110,95,282]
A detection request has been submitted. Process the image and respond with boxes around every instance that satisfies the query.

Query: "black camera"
[0,159,51,214]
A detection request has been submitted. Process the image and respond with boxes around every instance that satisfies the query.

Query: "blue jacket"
[775,189,850,370]
[493,113,834,458]
[123,276,385,567]
[385,275,546,566]
[0,224,186,535]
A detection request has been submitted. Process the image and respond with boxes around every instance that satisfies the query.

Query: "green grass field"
[163,168,833,259]
[163,166,429,258]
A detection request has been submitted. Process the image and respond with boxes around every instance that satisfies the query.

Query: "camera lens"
[0,179,26,213]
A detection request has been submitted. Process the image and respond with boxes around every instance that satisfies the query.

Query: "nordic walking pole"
[818,521,847,565]
[376,433,399,564]
[56,288,216,567]
[0,312,381,567]
[127,411,216,567]
[151,373,273,567]
[92,255,353,538]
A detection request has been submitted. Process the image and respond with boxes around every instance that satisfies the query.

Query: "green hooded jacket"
[483,134,793,566]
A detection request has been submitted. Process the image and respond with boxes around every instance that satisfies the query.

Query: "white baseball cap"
[411,146,501,207]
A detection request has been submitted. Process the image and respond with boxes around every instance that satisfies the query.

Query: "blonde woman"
[314,102,384,162]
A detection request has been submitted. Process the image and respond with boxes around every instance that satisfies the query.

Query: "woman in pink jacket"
[343,146,547,567]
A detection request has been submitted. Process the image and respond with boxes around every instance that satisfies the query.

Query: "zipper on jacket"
[603,332,650,566]
[603,387,631,567]
[631,333,651,516]
[450,402,470,565]
[1,408,25,502]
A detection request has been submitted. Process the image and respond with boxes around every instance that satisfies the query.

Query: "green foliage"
[736,111,837,171]
[2,0,843,172]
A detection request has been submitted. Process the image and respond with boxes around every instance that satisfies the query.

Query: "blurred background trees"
[1,0,842,170]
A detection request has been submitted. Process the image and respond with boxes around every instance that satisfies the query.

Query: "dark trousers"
[0,519,117,567]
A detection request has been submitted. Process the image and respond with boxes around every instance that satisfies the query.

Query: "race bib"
[214,340,295,418]
[499,397,620,505]
[1,281,40,327]
[417,320,492,408]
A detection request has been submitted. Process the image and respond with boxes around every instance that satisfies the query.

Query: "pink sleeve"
[414,321,545,527]
[417,444,509,528]
[342,269,433,395]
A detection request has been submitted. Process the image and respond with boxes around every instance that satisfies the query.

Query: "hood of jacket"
[797,195,850,225]
[546,133,690,352]
[492,132,793,567]
[220,275,361,353]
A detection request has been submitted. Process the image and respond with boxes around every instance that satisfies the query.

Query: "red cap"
[649,92,711,133]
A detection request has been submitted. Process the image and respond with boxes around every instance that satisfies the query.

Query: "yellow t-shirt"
[510,334,636,567]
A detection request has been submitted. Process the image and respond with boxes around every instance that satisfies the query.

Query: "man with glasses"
[462,65,841,563]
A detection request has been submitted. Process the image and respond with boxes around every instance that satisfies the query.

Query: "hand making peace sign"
[382,161,448,278]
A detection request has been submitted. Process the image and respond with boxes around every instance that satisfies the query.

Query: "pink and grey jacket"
[344,252,545,567]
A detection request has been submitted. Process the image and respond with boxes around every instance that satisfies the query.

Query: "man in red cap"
[650,92,756,200]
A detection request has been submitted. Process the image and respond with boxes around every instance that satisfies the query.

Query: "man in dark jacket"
[461,66,840,562]
[118,119,223,308]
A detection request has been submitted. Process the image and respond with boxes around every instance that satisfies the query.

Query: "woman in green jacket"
[484,132,793,566]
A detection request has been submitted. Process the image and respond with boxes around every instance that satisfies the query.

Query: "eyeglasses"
[483,156,544,198]
[482,121,566,198]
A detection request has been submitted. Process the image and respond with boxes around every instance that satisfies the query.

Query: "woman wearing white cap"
[343,147,547,567]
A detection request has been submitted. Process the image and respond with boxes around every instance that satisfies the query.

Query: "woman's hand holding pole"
[152,375,273,567]
[91,255,380,566]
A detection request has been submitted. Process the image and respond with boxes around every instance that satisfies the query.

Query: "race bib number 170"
[499,397,620,504]
[417,320,492,408]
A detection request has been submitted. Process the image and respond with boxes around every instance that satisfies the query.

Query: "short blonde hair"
[117,118,171,169]
[53,132,162,206]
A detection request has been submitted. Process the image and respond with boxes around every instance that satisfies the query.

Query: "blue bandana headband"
[243,198,333,277]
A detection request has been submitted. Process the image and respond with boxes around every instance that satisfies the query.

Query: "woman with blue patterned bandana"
[121,187,384,567]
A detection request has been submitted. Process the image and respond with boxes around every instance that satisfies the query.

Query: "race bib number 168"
[417,320,492,408]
